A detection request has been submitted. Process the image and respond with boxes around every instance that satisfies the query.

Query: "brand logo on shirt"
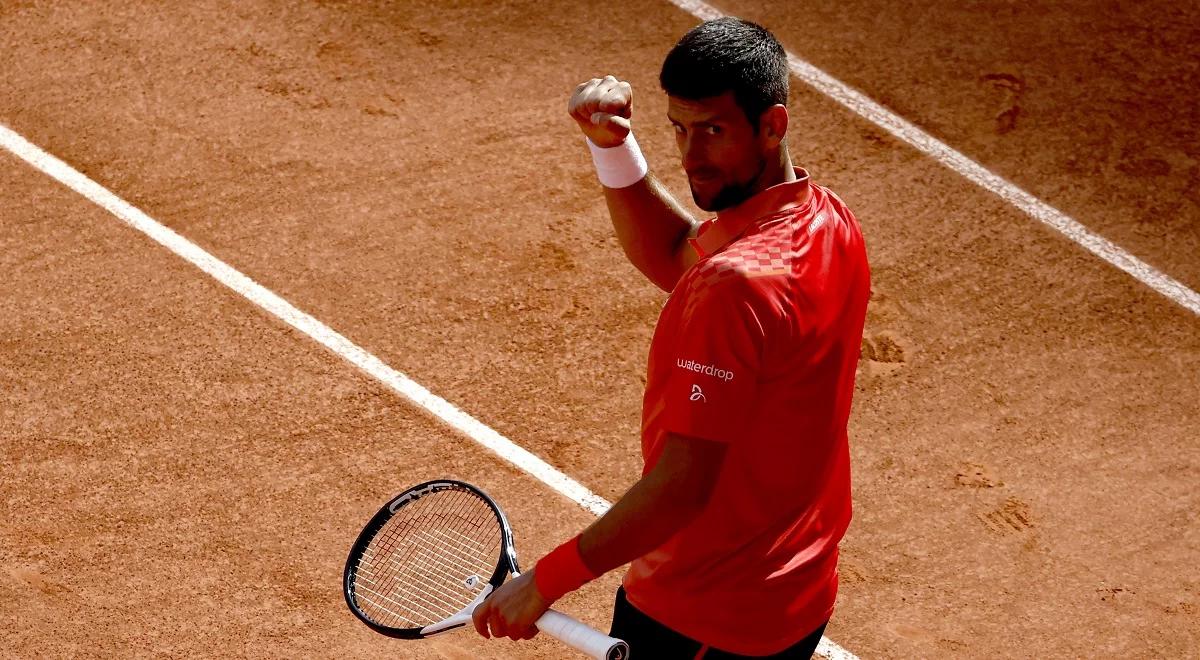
[676,358,734,382]
[807,212,827,235]
[689,384,706,402]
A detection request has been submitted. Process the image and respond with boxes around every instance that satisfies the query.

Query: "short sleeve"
[658,278,766,443]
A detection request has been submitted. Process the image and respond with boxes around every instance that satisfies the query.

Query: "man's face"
[667,92,767,212]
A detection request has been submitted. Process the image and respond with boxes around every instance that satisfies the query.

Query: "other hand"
[568,75,633,148]
[471,570,552,641]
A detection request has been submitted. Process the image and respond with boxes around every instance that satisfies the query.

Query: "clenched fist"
[568,75,634,148]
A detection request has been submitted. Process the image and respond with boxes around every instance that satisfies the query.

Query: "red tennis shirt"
[623,169,870,655]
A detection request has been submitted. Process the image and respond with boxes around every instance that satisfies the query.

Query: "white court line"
[1,121,863,660]
[666,0,1200,318]
[0,122,861,660]
[667,2,1197,658]
[0,122,613,521]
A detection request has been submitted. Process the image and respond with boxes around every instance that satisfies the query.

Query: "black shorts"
[608,586,829,659]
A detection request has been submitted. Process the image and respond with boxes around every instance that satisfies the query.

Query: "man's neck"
[751,149,796,196]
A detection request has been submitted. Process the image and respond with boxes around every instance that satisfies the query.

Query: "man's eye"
[706,125,722,135]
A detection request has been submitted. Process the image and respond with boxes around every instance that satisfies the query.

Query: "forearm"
[533,433,725,602]
[575,463,704,575]
[568,78,699,291]
[603,173,699,292]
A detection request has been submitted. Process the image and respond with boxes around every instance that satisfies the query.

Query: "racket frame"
[342,479,515,639]
[343,479,629,660]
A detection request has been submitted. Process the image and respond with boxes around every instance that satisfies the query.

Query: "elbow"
[626,255,677,293]
[650,262,685,293]
[653,275,680,294]
[665,473,719,521]
[650,432,727,521]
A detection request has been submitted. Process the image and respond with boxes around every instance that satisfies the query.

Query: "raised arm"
[568,76,700,292]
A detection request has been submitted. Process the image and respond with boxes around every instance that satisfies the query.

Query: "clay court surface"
[2,1,1198,657]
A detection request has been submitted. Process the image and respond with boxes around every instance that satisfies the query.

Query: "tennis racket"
[343,479,629,659]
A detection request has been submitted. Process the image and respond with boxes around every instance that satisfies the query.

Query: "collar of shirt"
[688,167,813,258]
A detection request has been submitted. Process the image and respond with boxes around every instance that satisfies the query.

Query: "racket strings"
[358,511,482,625]
[352,488,502,629]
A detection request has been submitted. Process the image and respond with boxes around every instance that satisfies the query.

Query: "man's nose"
[680,136,707,173]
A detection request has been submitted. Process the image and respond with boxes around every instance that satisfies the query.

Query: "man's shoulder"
[685,248,784,295]
[696,217,803,285]
[675,250,788,325]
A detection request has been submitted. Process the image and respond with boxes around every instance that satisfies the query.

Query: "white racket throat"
[419,584,494,636]
[344,481,628,660]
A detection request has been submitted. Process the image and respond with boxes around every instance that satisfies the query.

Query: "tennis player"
[473,17,870,658]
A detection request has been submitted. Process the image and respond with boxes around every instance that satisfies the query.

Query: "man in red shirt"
[474,17,870,658]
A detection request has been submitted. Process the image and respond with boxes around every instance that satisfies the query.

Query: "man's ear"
[759,104,789,148]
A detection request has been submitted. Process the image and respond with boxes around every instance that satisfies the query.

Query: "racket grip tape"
[536,609,630,660]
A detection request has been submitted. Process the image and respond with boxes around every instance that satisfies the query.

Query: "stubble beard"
[691,154,769,213]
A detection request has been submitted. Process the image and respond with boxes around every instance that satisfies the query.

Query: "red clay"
[2,1,1197,657]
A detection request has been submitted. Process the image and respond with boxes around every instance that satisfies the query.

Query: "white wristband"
[586,132,648,189]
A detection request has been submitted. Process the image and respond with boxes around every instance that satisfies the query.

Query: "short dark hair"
[659,17,789,126]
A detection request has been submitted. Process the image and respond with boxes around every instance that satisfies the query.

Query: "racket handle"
[536,609,629,660]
